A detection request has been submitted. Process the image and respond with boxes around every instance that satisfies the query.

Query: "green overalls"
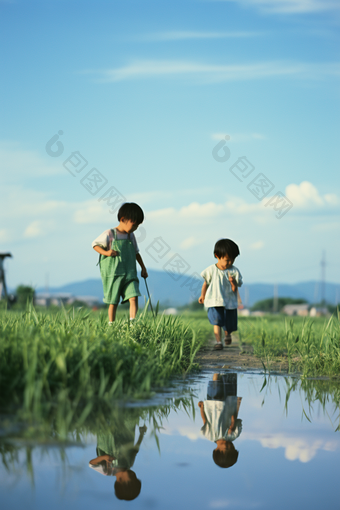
[99,228,141,305]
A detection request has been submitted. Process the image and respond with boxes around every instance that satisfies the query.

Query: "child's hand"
[141,267,148,278]
[106,249,118,257]
[198,401,204,408]
[198,295,204,304]
[228,275,237,292]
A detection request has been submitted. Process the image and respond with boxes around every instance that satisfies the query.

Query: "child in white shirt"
[199,239,242,350]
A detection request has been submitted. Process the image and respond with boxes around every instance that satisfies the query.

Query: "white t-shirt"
[201,397,242,442]
[201,264,243,309]
[92,229,139,254]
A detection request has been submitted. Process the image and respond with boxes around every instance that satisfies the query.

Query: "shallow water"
[1,371,339,509]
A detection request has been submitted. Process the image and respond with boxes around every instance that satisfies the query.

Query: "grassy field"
[0,304,208,412]
[1,304,339,418]
[180,309,340,377]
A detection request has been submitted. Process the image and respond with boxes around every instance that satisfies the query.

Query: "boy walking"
[92,203,148,324]
[199,239,242,350]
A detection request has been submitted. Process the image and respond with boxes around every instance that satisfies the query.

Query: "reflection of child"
[199,239,242,350]
[89,422,147,501]
[198,373,242,469]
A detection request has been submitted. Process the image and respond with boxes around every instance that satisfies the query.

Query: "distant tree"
[251,297,308,313]
[188,300,203,311]
[16,285,35,307]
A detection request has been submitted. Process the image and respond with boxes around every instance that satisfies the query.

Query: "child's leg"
[224,331,232,345]
[108,304,118,322]
[129,297,138,319]
[213,325,222,344]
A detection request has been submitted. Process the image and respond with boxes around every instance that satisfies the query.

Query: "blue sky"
[0,0,339,291]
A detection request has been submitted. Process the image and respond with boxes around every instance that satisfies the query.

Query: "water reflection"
[89,407,147,500]
[198,373,242,469]
[259,375,340,431]
[1,373,340,508]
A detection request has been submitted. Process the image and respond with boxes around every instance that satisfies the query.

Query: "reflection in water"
[89,407,147,500]
[198,373,242,469]
[1,373,340,507]
[259,375,340,432]
[0,392,196,501]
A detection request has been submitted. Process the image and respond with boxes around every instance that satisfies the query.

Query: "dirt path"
[195,334,289,373]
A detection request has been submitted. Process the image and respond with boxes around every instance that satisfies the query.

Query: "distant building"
[35,293,100,307]
[238,308,251,317]
[282,304,309,316]
[251,311,266,317]
[309,307,329,317]
[163,308,178,315]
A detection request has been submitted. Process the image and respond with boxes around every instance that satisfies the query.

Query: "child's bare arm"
[89,454,114,465]
[93,245,118,257]
[136,253,148,278]
[198,281,208,304]
[198,401,207,425]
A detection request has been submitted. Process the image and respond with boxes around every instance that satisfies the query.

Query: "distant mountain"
[35,269,340,307]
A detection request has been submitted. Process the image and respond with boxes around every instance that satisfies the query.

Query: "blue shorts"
[207,307,237,333]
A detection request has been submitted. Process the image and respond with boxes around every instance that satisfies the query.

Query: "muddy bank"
[195,334,290,373]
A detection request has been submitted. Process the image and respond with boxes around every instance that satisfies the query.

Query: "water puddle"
[1,371,339,509]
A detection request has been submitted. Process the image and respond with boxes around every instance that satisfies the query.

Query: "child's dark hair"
[213,444,239,468]
[214,239,240,260]
[115,470,141,501]
[118,203,144,224]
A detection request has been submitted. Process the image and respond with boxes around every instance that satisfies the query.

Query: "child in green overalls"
[92,203,148,324]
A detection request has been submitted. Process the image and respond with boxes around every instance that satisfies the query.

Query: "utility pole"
[244,286,249,309]
[320,251,326,305]
[0,252,12,302]
[273,283,278,313]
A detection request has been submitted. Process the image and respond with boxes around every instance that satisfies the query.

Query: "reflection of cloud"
[242,432,338,463]
[209,498,261,508]
[161,425,203,441]
[178,427,202,441]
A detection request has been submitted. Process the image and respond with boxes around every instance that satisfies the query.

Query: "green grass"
[0,303,208,412]
[238,312,340,377]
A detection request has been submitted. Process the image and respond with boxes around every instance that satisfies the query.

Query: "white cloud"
[92,60,340,83]
[212,132,266,142]
[212,0,340,14]
[73,201,109,224]
[24,221,44,239]
[140,30,263,41]
[0,141,63,182]
[249,241,264,250]
[180,236,204,250]
[145,183,339,228]
[0,229,10,243]
[285,181,339,209]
